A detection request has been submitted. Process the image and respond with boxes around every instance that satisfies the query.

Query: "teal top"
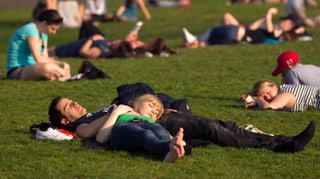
[116,113,155,125]
[6,22,48,72]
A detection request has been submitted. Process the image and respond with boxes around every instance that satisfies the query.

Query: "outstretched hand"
[267,7,278,16]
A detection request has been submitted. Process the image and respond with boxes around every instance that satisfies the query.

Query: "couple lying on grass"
[47,83,315,163]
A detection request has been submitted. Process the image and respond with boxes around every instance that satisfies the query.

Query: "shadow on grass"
[189,94,244,109]
[82,138,171,162]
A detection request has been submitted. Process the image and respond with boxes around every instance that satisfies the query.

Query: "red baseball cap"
[272,50,300,76]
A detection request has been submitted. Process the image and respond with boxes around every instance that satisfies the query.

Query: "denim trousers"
[110,121,171,156]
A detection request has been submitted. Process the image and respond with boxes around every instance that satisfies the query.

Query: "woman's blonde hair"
[252,79,277,96]
[130,94,164,119]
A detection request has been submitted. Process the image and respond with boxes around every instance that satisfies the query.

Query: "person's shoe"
[240,124,274,136]
[181,27,197,44]
[160,52,170,57]
[59,73,84,82]
[292,121,315,152]
[36,127,74,141]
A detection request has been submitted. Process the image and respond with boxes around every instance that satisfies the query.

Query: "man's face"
[55,98,87,123]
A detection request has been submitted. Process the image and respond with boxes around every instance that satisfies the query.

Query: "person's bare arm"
[254,92,296,110]
[137,0,151,20]
[116,5,126,16]
[248,17,265,30]
[79,34,105,58]
[292,6,315,27]
[46,0,57,9]
[28,36,50,64]
[265,7,278,33]
[76,114,112,138]
[96,105,134,144]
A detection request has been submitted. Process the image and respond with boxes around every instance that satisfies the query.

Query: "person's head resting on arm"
[252,80,279,102]
[249,79,297,110]
[129,94,164,122]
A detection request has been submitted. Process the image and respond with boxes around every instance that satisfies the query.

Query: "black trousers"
[159,112,293,151]
[78,22,105,40]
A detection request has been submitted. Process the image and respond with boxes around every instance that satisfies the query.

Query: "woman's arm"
[248,17,265,30]
[292,6,315,27]
[79,34,105,58]
[137,0,151,20]
[96,105,134,144]
[116,4,126,17]
[27,36,51,64]
[254,92,296,110]
[265,7,277,33]
[46,0,57,10]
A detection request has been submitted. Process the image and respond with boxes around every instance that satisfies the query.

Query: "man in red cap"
[272,50,320,87]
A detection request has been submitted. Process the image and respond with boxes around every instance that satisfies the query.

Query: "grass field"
[0,0,320,178]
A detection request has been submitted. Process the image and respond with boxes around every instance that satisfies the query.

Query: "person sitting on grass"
[285,0,320,27]
[48,94,186,163]
[247,79,320,112]
[271,50,320,88]
[6,9,71,81]
[181,8,287,48]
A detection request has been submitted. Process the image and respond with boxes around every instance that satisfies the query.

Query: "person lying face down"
[48,94,186,163]
[248,79,320,112]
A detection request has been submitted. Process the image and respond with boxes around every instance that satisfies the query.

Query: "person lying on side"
[247,79,320,112]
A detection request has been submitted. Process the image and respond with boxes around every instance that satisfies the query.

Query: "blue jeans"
[110,121,171,157]
[198,25,239,46]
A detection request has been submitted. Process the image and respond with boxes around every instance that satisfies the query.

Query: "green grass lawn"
[0,0,320,178]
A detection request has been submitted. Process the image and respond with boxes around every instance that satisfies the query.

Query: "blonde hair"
[130,94,164,120]
[252,80,277,96]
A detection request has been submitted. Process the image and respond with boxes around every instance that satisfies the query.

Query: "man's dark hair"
[48,96,63,127]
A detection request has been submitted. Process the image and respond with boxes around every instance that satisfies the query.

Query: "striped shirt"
[279,84,320,112]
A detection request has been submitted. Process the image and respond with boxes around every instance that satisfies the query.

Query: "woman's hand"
[112,104,135,116]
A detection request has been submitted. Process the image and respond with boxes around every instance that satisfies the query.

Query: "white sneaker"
[36,127,74,141]
[59,73,84,82]
[181,27,197,44]
[160,52,170,57]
